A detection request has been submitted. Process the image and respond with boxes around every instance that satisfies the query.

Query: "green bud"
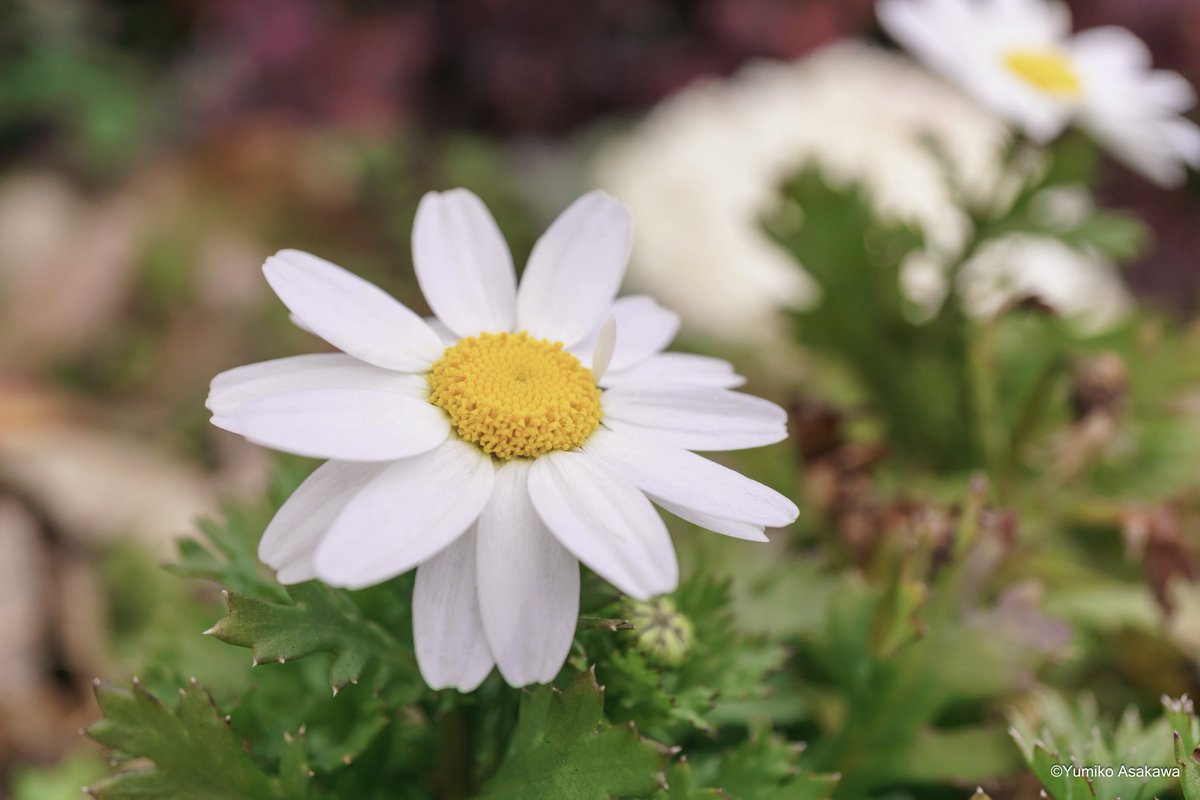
[625,596,695,668]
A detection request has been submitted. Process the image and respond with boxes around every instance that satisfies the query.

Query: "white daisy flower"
[207,189,798,691]
[877,0,1200,186]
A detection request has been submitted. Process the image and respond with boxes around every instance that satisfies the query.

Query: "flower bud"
[625,596,694,668]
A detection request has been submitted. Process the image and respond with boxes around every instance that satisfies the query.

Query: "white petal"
[601,385,788,451]
[582,428,797,527]
[516,191,632,347]
[289,312,315,334]
[232,388,449,461]
[413,190,517,338]
[600,353,745,389]
[263,249,444,371]
[590,317,616,382]
[425,316,460,347]
[650,497,769,542]
[207,354,427,419]
[413,528,495,691]
[314,438,495,589]
[877,0,957,77]
[1069,25,1151,72]
[1167,118,1200,167]
[528,451,677,601]
[476,460,579,686]
[259,461,386,583]
[571,295,680,373]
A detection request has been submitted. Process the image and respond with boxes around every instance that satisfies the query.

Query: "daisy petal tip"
[262,248,307,277]
[579,187,627,208]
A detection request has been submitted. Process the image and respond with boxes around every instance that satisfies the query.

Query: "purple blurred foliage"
[183,0,437,132]
[171,0,872,134]
[14,0,1196,310]
[434,0,873,131]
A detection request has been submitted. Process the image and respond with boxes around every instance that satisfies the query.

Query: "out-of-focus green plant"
[765,135,1148,477]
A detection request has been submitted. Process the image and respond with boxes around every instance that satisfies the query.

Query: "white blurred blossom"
[957,234,1131,332]
[879,0,1200,187]
[594,42,1130,342]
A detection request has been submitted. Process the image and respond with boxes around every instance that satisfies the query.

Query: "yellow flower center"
[1003,48,1083,96]
[427,332,602,460]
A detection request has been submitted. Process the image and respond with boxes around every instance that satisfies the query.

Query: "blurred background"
[3,0,1200,795]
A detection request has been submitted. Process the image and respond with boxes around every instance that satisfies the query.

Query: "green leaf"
[1167,696,1200,800]
[1010,690,1178,800]
[206,583,413,691]
[767,166,979,470]
[580,577,787,738]
[85,679,296,800]
[656,761,728,800]
[1057,211,1148,262]
[168,464,314,602]
[277,729,314,799]
[707,733,839,800]
[903,726,1023,784]
[479,669,673,800]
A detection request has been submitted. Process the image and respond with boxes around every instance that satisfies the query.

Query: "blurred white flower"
[207,189,797,691]
[595,42,1134,343]
[878,0,1200,186]
[595,43,1012,342]
[957,234,1131,332]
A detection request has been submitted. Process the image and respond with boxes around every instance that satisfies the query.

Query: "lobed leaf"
[206,583,412,691]
[479,669,673,800]
[85,679,297,800]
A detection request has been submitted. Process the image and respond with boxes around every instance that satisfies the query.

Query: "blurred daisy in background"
[957,235,1131,331]
[207,189,798,692]
[595,42,1129,345]
[878,0,1200,186]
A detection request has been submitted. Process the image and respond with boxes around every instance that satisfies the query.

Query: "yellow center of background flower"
[1003,49,1083,96]
[427,332,603,460]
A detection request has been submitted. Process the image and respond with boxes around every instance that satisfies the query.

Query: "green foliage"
[207,584,414,692]
[577,576,788,739]
[998,135,1148,261]
[1010,691,1184,800]
[169,463,315,601]
[85,679,299,800]
[703,734,839,800]
[795,484,1062,796]
[768,167,979,471]
[1166,696,1200,799]
[478,670,673,800]
[11,754,108,800]
[656,761,727,800]
[61,79,1200,800]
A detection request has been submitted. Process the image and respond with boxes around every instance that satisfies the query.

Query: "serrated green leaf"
[1009,691,1182,800]
[1167,696,1200,800]
[278,729,313,799]
[207,583,412,690]
[582,577,787,738]
[479,670,672,800]
[702,733,838,800]
[1030,742,1096,800]
[85,680,293,800]
[167,461,314,601]
[656,761,728,800]
[169,512,289,603]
